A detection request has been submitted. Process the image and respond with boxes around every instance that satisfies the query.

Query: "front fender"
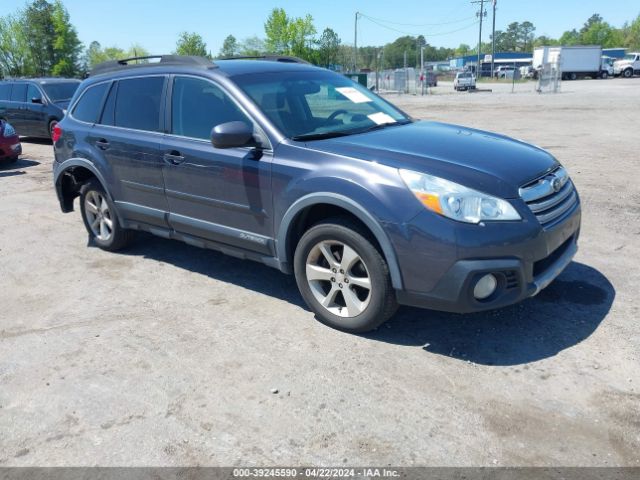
[276,192,406,290]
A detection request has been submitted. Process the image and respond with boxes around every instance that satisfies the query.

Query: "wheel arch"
[277,193,403,290]
[54,158,113,213]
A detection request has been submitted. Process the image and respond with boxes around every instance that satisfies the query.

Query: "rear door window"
[0,83,12,101]
[72,82,109,123]
[10,83,27,102]
[114,77,165,132]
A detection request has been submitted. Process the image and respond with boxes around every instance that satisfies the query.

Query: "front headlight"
[399,169,521,224]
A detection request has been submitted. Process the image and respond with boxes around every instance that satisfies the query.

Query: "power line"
[358,13,476,27]
[359,14,480,38]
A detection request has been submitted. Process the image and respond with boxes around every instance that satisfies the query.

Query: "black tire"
[79,179,133,251]
[623,68,633,78]
[600,71,609,79]
[293,217,398,333]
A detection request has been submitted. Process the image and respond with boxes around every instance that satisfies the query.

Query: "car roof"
[86,57,325,83]
[1,78,80,85]
[214,59,324,77]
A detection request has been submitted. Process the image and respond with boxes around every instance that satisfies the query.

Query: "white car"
[453,72,476,91]
[614,53,640,78]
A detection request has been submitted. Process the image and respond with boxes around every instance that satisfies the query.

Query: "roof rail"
[219,55,310,64]
[89,55,215,77]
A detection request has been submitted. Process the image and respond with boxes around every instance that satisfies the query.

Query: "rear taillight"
[52,124,62,142]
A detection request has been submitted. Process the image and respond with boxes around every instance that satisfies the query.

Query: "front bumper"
[0,140,21,160]
[393,201,581,313]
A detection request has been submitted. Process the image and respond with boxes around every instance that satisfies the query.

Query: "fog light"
[473,274,497,300]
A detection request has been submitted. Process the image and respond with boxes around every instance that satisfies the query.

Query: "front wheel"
[80,179,133,251]
[294,218,398,333]
[600,71,609,79]
[623,68,633,78]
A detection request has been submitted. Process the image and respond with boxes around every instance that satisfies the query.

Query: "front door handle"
[95,138,110,150]
[163,150,185,165]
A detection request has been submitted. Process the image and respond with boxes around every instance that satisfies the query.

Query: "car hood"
[306,120,559,198]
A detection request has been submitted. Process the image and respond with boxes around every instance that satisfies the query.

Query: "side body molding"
[276,193,403,290]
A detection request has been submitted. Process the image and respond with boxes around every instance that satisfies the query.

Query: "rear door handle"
[95,138,110,150]
[163,150,185,165]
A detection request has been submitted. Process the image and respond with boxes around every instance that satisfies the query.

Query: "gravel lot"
[1,78,638,467]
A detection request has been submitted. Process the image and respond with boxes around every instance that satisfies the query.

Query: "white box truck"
[533,46,611,80]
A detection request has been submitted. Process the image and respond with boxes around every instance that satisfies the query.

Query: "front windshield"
[234,70,410,140]
[622,54,637,61]
[41,82,80,102]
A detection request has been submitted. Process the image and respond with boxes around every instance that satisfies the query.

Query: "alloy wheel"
[305,240,372,318]
[84,191,113,241]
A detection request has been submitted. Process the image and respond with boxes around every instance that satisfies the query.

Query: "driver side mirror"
[210,121,255,149]
[31,97,43,104]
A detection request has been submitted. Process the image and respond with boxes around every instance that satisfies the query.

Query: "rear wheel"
[80,179,133,251]
[294,218,397,333]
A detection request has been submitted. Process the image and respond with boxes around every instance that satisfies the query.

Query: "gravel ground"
[0,78,638,467]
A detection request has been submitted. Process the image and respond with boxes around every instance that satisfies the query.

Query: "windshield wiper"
[351,119,412,134]
[291,119,411,142]
[291,131,354,141]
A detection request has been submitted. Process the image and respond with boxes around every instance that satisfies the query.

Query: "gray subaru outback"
[53,55,581,333]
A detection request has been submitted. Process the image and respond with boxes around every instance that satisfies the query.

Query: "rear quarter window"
[0,83,12,101]
[72,83,110,123]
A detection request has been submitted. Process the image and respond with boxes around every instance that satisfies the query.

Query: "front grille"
[520,166,578,228]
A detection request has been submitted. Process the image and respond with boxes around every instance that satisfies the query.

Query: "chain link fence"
[536,62,562,94]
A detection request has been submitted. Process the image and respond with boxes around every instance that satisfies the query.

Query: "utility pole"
[354,11,359,72]
[472,0,486,77]
[403,50,408,93]
[491,0,497,78]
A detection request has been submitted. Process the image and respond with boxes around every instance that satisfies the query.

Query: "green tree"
[264,8,289,54]
[317,28,341,67]
[51,0,82,76]
[84,41,149,70]
[622,14,640,49]
[288,14,316,60]
[24,0,56,76]
[263,8,317,61]
[238,36,265,56]
[0,13,32,77]
[533,35,558,47]
[455,43,472,56]
[559,29,580,45]
[219,35,238,58]
[175,31,208,57]
[520,21,536,51]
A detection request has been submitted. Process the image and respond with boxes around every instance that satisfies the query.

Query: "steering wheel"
[323,109,349,125]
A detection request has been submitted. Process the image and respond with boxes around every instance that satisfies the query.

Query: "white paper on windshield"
[367,112,396,125]
[335,87,372,103]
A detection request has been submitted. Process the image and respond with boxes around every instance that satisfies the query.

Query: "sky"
[3,0,638,55]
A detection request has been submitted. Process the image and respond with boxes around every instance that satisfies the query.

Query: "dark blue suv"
[0,78,80,139]
[53,55,581,332]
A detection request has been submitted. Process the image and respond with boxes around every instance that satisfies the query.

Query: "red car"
[0,120,21,163]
